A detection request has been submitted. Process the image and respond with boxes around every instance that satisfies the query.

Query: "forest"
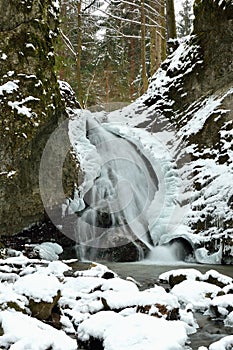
[55,0,193,108]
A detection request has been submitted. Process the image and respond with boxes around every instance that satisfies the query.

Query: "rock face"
[0,1,75,235]
[153,0,233,263]
[173,0,233,263]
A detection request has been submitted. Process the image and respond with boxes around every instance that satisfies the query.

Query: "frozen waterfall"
[68,110,188,261]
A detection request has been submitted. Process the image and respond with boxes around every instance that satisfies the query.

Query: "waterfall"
[143,241,190,265]
[70,112,157,260]
[68,110,185,261]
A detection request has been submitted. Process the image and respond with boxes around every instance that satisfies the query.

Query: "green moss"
[0,0,69,236]
[6,301,26,313]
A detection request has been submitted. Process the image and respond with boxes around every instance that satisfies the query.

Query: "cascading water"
[68,110,192,262]
[72,115,157,260]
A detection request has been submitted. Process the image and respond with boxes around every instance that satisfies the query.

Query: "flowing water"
[74,116,157,260]
[71,113,194,265]
[104,261,233,350]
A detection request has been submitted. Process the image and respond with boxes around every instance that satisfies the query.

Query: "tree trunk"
[141,0,148,93]
[154,0,166,71]
[166,0,177,39]
[77,0,83,107]
[160,0,167,62]
[149,0,157,76]
[129,37,136,100]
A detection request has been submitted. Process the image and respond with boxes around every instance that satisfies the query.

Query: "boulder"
[28,290,61,320]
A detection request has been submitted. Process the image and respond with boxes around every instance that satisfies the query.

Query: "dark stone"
[0,216,77,260]
[203,275,230,288]
[136,303,180,321]
[78,337,103,350]
[168,274,187,288]
[76,238,150,262]
[101,271,115,279]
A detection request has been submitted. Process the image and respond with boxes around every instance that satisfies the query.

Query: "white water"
[73,115,157,259]
[142,242,189,265]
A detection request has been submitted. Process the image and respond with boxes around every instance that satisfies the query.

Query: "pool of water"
[104,261,233,288]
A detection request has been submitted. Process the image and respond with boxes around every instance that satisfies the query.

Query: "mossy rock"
[0,0,79,236]
[6,301,26,313]
[28,290,61,320]
[217,291,226,297]
[0,301,26,314]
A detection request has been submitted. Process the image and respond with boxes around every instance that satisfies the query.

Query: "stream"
[104,261,233,350]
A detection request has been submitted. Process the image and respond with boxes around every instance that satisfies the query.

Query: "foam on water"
[142,241,189,265]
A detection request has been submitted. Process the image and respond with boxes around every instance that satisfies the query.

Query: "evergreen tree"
[177,0,193,37]
[55,0,177,107]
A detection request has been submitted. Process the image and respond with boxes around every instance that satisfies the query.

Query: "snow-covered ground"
[0,248,232,350]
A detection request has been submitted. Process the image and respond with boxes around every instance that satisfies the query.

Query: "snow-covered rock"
[0,251,232,349]
[78,311,188,350]
[33,242,63,261]
[208,294,233,319]
[171,280,221,311]
[13,272,61,303]
[198,335,233,350]
[0,310,77,350]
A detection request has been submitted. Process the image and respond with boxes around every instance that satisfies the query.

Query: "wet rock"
[77,238,149,262]
[78,337,103,350]
[101,271,115,279]
[209,294,233,319]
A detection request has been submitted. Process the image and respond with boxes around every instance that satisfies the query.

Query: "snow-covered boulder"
[208,294,233,319]
[77,311,188,350]
[159,268,203,287]
[0,310,77,350]
[13,272,61,320]
[171,280,221,311]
